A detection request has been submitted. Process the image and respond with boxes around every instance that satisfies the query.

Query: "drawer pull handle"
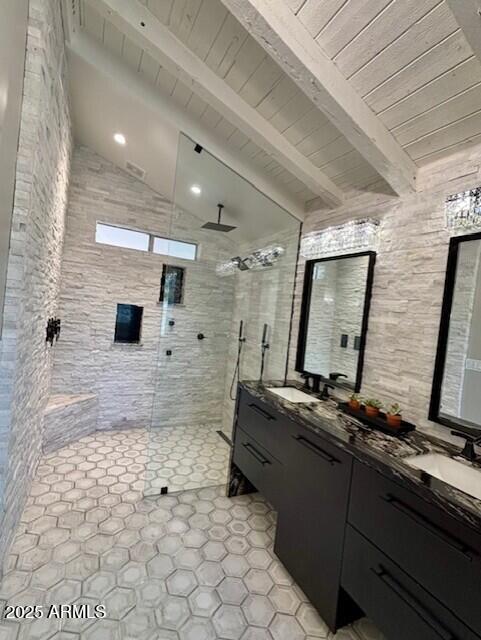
[293,435,339,465]
[383,494,473,561]
[248,403,276,421]
[243,442,271,466]
[371,567,454,640]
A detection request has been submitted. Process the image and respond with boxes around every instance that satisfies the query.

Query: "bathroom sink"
[405,453,481,500]
[267,386,321,403]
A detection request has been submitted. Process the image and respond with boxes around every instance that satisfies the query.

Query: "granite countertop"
[240,380,481,531]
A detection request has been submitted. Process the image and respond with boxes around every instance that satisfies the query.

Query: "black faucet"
[329,372,347,382]
[451,430,481,462]
[320,382,335,400]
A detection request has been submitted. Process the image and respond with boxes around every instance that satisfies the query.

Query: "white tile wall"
[0,0,72,574]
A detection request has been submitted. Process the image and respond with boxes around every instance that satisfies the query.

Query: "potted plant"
[348,393,362,411]
[364,398,383,418]
[386,403,402,429]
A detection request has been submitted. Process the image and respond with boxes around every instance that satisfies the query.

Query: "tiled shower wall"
[52,146,235,431]
[290,142,481,442]
[222,226,300,435]
[0,0,72,574]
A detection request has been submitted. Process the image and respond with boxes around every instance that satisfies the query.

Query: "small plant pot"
[387,413,402,429]
[349,400,361,411]
[365,406,379,418]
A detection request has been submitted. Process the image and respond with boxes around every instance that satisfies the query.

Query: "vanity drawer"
[237,389,294,462]
[233,426,283,509]
[343,525,479,640]
[349,461,481,635]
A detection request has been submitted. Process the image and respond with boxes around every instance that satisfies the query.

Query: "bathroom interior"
[1,0,481,639]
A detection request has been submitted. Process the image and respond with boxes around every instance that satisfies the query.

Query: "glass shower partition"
[144,133,300,498]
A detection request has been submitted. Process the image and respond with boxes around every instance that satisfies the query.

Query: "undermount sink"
[405,453,481,500]
[267,386,321,404]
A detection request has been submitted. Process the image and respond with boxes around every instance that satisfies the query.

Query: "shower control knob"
[197,333,205,340]
[168,320,175,327]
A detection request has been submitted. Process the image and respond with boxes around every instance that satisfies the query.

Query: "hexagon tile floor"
[0,427,386,640]
[144,424,231,495]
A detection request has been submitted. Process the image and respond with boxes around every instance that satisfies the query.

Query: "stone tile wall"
[42,393,98,454]
[222,226,300,435]
[52,146,235,432]
[289,143,481,442]
[0,0,72,574]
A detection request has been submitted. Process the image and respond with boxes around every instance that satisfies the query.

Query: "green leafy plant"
[387,403,402,416]
[364,398,383,409]
[349,393,362,402]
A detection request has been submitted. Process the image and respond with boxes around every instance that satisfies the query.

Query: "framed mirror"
[296,251,376,391]
[430,231,481,435]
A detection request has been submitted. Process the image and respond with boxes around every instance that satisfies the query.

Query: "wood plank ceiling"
[74,0,481,208]
[289,0,481,166]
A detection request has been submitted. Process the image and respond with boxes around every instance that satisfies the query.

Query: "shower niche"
[145,133,301,497]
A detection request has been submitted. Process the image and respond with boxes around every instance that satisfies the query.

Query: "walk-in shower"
[145,133,301,497]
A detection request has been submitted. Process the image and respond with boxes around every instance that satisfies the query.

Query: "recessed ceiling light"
[190,185,202,195]
[114,133,126,145]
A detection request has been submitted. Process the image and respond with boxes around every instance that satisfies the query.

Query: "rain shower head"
[202,204,237,232]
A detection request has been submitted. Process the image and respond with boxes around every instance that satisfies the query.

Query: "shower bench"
[42,393,98,453]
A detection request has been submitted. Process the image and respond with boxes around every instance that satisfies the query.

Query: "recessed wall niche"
[159,265,185,305]
[114,304,143,343]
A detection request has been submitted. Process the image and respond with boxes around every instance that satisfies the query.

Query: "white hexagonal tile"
[189,587,221,618]
[243,570,274,596]
[268,585,301,615]
[213,604,247,640]
[242,595,275,627]
[155,594,190,630]
[269,613,304,640]
[166,569,198,597]
[136,578,167,609]
[83,571,116,599]
[179,617,217,640]
[104,587,136,620]
[31,562,65,589]
[118,562,148,588]
[147,554,174,579]
[222,554,249,578]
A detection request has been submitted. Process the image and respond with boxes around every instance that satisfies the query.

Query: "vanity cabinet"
[236,388,294,463]
[347,461,481,636]
[232,426,284,510]
[274,427,353,630]
[232,387,481,638]
[343,525,478,640]
[234,388,355,631]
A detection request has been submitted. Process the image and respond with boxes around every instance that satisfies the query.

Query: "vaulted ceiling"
[63,0,481,217]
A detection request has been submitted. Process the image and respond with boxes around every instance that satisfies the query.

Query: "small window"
[96,223,149,252]
[153,237,197,260]
[114,304,143,343]
[160,265,185,305]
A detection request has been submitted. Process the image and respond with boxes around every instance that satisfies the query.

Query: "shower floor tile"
[0,429,385,640]
[145,423,231,495]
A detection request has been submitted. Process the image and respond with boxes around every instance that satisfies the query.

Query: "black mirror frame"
[296,250,376,392]
[429,230,481,435]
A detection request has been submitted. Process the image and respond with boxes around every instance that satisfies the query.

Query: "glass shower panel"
[145,133,300,497]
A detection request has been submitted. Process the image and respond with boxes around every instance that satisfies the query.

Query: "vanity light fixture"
[300,218,380,260]
[190,185,202,196]
[114,132,126,145]
[445,187,481,231]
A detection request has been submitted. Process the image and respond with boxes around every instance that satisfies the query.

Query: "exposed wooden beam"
[445,0,481,62]
[220,0,418,196]
[87,0,344,208]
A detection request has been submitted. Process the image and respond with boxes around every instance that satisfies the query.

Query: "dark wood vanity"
[232,384,481,640]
